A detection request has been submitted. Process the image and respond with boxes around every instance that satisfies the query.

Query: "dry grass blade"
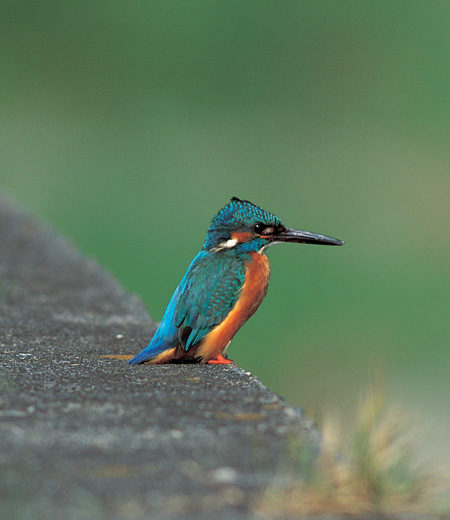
[255,385,449,517]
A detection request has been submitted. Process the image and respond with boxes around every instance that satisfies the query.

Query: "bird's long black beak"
[273,227,344,246]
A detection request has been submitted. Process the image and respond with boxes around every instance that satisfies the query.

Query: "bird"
[129,197,343,365]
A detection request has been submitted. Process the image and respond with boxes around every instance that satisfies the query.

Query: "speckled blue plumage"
[203,197,284,251]
[128,249,247,363]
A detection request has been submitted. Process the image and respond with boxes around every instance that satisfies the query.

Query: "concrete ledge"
[0,198,319,520]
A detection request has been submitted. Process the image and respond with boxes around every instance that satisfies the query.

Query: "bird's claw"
[207,354,235,365]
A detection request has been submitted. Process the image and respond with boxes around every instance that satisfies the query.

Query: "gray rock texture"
[0,197,319,520]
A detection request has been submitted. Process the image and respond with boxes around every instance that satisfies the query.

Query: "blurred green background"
[1,1,449,465]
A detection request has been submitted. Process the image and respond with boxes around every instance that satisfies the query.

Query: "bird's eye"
[254,222,266,235]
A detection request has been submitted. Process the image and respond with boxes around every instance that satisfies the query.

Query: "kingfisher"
[129,197,343,365]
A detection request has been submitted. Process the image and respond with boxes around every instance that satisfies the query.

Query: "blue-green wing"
[174,251,246,351]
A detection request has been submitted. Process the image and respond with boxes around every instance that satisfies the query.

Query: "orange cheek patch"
[232,231,252,243]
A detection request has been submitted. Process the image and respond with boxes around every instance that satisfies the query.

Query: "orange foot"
[102,354,134,360]
[207,354,235,365]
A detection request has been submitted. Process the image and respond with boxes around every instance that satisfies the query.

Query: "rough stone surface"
[0,197,321,520]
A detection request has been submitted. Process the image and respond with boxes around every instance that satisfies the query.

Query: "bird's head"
[202,197,343,254]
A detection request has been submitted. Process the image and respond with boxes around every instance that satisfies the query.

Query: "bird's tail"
[128,327,175,364]
[129,285,181,364]
[128,309,181,365]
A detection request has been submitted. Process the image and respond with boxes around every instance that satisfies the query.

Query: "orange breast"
[196,252,271,362]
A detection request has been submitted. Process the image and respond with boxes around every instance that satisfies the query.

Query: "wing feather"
[174,251,246,352]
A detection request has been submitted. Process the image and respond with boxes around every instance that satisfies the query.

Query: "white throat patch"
[258,241,279,254]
